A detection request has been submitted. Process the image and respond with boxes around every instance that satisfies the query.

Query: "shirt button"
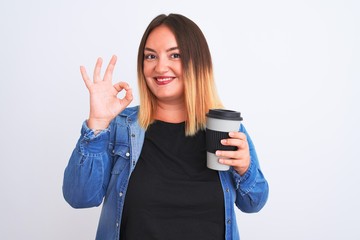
[125,152,130,157]
[131,134,135,137]
[227,219,231,224]
[119,192,123,197]
[116,222,119,227]
[226,188,230,193]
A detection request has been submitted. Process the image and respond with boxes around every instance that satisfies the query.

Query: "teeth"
[156,77,173,82]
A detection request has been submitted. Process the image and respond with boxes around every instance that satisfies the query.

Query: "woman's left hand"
[216,132,251,176]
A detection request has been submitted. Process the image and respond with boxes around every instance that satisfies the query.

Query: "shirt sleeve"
[231,124,269,213]
[62,121,113,208]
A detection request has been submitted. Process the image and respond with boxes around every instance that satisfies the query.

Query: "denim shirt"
[63,106,269,240]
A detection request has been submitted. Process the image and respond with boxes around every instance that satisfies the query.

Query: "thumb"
[124,87,133,102]
[113,82,133,106]
[120,87,133,107]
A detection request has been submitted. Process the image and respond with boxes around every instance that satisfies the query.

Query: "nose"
[155,56,169,73]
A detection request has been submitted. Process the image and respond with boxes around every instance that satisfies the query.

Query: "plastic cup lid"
[206,109,243,121]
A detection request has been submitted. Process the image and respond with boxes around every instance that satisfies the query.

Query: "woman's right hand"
[80,55,133,130]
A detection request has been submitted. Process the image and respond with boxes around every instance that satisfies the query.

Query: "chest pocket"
[111,143,131,174]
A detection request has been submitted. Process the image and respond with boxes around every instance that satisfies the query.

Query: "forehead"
[145,25,178,49]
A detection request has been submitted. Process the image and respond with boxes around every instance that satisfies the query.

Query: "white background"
[0,0,359,239]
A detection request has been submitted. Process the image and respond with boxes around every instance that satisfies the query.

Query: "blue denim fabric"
[63,106,269,240]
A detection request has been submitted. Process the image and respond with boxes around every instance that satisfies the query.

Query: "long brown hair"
[137,13,223,135]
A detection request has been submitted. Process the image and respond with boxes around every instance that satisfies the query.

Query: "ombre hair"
[137,13,223,135]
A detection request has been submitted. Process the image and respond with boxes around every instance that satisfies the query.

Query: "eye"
[171,53,181,59]
[144,54,156,60]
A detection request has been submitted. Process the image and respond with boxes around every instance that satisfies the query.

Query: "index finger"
[229,131,247,140]
[113,81,131,92]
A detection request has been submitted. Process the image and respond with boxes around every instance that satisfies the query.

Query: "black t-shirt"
[120,120,225,240]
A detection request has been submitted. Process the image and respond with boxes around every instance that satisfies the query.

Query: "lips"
[155,77,175,85]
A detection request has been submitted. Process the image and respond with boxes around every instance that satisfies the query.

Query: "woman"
[63,13,269,240]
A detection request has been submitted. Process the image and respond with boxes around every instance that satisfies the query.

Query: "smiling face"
[143,25,184,105]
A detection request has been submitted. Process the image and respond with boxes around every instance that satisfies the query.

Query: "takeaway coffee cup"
[206,109,243,171]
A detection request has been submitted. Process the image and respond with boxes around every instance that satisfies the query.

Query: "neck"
[154,100,187,123]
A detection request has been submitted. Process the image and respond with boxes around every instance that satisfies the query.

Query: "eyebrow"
[144,47,179,52]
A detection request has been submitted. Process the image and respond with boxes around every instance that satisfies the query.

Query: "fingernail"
[215,151,220,156]
[229,132,235,137]
[221,139,226,144]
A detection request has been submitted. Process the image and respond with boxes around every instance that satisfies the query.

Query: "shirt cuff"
[78,121,110,154]
[231,158,258,195]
